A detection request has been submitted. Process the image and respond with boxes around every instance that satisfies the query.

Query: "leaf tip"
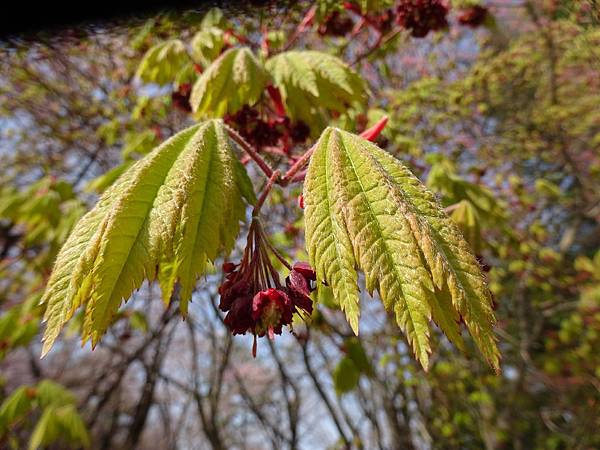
[349,316,360,336]
[40,342,51,359]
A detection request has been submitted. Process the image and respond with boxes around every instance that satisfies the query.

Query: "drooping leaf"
[190,27,226,67]
[28,406,57,450]
[200,7,227,29]
[304,128,499,371]
[0,386,33,433]
[450,200,482,253]
[135,40,190,86]
[333,357,361,395]
[190,47,269,118]
[41,120,255,356]
[53,405,91,449]
[266,51,367,134]
[26,404,89,450]
[35,380,77,409]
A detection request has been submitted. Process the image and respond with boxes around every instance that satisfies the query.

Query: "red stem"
[283,5,317,51]
[280,143,317,186]
[253,170,281,217]
[226,125,275,179]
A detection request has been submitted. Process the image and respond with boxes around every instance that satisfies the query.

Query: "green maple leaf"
[303,127,500,371]
[190,47,269,118]
[40,120,255,356]
[135,40,190,86]
[266,50,367,134]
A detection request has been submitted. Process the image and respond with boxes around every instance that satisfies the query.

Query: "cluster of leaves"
[40,118,499,373]
[135,9,368,137]
[0,380,90,450]
[0,177,85,266]
[0,178,86,358]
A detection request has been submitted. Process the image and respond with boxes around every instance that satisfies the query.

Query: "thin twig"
[226,125,275,179]
[280,145,316,186]
[351,28,402,66]
[253,170,281,217]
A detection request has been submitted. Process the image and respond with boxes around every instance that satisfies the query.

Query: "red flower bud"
[360,116,388,142]
[219,280,251,312]
[285,262,316,316]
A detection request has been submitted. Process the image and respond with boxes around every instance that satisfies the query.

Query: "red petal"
[293,262,316,281]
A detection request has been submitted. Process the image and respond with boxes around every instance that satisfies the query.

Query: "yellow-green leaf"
[190,27,225,67]
[135,40,190,86]
[304,128,499,371]
[190,47,268,118]
[40,120,255,356]
[266,51,367,134]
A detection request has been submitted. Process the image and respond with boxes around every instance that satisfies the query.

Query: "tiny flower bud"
[360,116,388,142]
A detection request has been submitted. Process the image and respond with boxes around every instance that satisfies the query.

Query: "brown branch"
[299,334,351,449]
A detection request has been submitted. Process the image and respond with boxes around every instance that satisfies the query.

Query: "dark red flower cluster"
[396,0,449,38]
[368,9,395,34]
[318,11,355,36]
[224,105,311,150]
[457,5,488,28]
[218,219,315,356]
[288,121,311,143]
[171,83,192,113]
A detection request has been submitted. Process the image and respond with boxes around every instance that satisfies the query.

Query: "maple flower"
[218,219,315,356]
[396,0,449,38]
[457,5,488,28]
[252,288,294,339]
[286,262,316,316]
[223,293,254,335]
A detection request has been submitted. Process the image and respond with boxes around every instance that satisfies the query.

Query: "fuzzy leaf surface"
[41,120,254,355]
[304,128,499,371]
